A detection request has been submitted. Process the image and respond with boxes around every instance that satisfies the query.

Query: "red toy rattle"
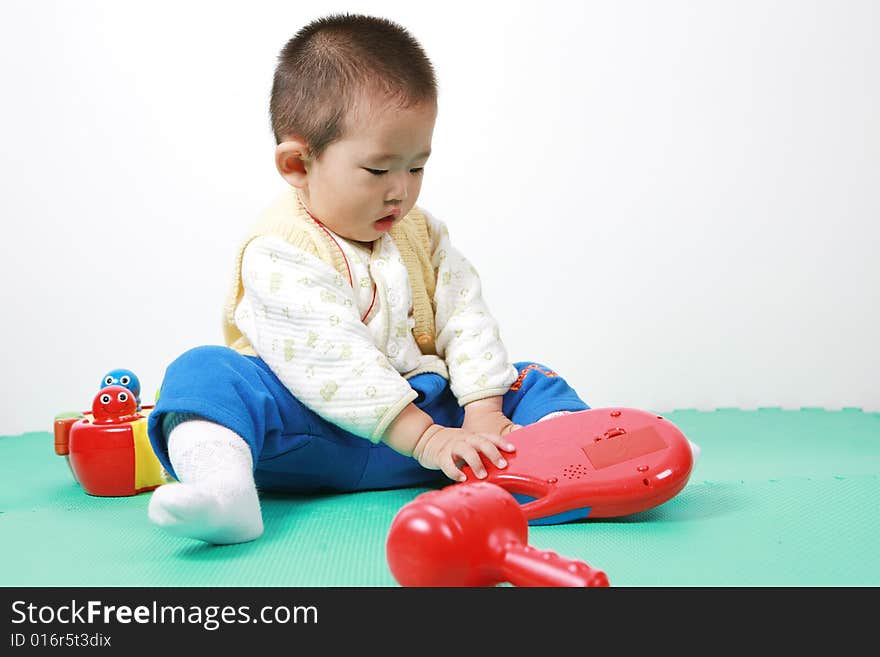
[386,481,609,587]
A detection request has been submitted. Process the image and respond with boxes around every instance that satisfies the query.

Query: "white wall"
[1,0,877,435]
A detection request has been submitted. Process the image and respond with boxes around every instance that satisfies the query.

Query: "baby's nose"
[386,174,409,202]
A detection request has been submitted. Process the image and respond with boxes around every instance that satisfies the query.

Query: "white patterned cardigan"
[233,207,517,442]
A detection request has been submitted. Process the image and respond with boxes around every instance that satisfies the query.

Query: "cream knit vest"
[222,189,438,357]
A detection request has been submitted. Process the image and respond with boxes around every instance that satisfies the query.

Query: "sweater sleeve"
[234,235,417,441]
[424,211,518,405]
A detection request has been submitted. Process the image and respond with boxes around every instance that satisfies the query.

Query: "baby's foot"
[149,418,263,545]
[148,481,263,545]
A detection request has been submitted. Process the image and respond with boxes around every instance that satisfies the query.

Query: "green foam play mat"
[1,408,878,586]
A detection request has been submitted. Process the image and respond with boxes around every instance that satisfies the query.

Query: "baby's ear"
[275,139,310,187]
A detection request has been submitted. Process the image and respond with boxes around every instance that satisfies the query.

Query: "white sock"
[537,410,572,422]
[148,418,263,545]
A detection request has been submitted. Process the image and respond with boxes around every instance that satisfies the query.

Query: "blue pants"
[147,346,589,493]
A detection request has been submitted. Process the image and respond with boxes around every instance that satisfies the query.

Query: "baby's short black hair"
[270,13,438,158]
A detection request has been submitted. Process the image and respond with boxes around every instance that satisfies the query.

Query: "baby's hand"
[462,411,521,438]
[462,400,521,438]
[412,425,516,482]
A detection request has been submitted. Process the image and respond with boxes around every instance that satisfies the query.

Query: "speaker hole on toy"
[642,478,650,486]
[562,464,590,480]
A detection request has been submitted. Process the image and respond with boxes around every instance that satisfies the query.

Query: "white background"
[1,0,877,436]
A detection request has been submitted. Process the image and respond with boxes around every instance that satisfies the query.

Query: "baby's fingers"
[470,434,512,470]
[438,452,469,483]
[485,432,516,455]
[456,443,491,479]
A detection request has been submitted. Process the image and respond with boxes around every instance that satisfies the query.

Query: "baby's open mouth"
[375,216,395,231]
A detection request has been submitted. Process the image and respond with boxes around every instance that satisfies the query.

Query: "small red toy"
[89,385,141,424]
[460,408,694,524]
[386,481,609,587]
[56,386,167,497]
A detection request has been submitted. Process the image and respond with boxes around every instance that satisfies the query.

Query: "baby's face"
[299,96,436,243]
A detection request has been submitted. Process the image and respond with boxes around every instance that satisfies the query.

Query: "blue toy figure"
[100,368,142,411]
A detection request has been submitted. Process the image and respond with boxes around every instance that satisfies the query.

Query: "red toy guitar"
[460,408,694,524]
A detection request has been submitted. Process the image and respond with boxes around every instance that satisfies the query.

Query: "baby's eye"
[365,168,387,176]
[410,168,424,174]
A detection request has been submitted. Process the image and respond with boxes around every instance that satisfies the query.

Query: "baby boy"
[146,13,590,544]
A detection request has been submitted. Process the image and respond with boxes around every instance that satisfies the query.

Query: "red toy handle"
[501,543,610,587]
[486,472,558,518]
